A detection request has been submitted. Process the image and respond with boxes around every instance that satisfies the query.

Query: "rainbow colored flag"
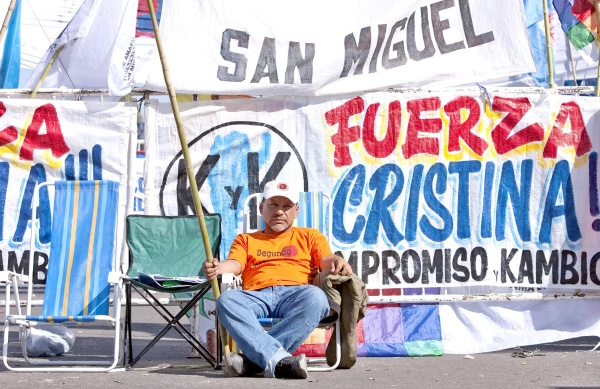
[554,0,597,50]
[295,297,443,358]
[136,0,163,38]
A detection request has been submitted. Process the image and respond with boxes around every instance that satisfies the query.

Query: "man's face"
[259,196,299,233]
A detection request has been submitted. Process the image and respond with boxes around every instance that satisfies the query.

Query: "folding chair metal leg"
[124,282,133,368]
[214,318,223,370]
[188,303,222,369]
[189,304,200,357]
[307,317,341,371]
[4,305,123,372]
[126,282,216,368]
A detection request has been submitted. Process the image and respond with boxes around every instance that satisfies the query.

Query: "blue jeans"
[216,284,329,377]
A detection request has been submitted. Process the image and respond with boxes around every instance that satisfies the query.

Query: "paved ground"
[1,303,600,389]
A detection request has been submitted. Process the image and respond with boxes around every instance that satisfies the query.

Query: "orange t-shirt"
[227,227,333,291]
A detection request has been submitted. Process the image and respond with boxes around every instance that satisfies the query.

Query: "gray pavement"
[1,303,600,389]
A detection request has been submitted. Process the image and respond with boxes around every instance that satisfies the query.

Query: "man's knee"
[216,289,240,312]
[303,285,330,315]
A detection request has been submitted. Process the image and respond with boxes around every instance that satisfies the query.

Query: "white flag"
[25,0,137,96]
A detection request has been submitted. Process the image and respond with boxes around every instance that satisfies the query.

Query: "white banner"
[0,100,137,282]
[441,300,600,353]
[143,91,600,290]
[144,0,536,96]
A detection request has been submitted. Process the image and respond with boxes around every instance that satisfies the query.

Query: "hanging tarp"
[0,99,137,282]
[144,0,536,95]
[142,90,600,356]
[143,91,600,290]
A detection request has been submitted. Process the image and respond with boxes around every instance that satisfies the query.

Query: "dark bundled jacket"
[313,269,368,368]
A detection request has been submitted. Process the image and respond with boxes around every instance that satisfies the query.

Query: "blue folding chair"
[239,191,341,371]
[2,180,123,371]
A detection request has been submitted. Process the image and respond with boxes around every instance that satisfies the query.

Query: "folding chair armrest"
[1,271,26,317]
[0,270,25,297]
[0,271,22,283]
[318,311,338,327]
[107,271,124,284]
[220,273,242,291]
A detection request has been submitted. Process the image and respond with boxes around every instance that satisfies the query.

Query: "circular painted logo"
[159,121,309,262]
[282,245,298,257]
[159,121,308,215]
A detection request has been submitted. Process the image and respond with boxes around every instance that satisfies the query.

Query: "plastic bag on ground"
[26,326,76,357]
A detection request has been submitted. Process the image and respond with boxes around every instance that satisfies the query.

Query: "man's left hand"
[327,255,353,276]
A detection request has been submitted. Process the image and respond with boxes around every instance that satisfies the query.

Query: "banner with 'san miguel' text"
[144,0,535,95]
[143,91,600,290]
[0,100,137,282]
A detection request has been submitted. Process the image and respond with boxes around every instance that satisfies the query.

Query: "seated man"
[203,179,352,379]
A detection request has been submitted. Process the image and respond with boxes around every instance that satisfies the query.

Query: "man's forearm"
[218,259,242,276]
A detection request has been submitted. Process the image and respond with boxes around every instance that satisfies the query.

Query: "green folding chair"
[124,214,221,368]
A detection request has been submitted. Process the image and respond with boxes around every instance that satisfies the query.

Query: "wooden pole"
[29,45,64,99]
[542,0,556,88]
[594,0,600,96]
[0,0,17,89]
[566,40,578,87]
[145,0,230,355]
[0,0,16,47]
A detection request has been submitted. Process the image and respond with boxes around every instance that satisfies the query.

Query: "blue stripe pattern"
[258,318,281,325]
[554,0,581,31]
[31,181,119,322]
[296,192,327,234]
[24,315,99,323]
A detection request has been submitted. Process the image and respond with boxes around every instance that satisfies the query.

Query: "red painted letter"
[19,104,70,161]
[325,97,365,167]
[445,96,487,156]
[0,102,17,147]
[543,101,592,158]
[402,97,442,159]
[491,96,544,154]
[362,100,401,158]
